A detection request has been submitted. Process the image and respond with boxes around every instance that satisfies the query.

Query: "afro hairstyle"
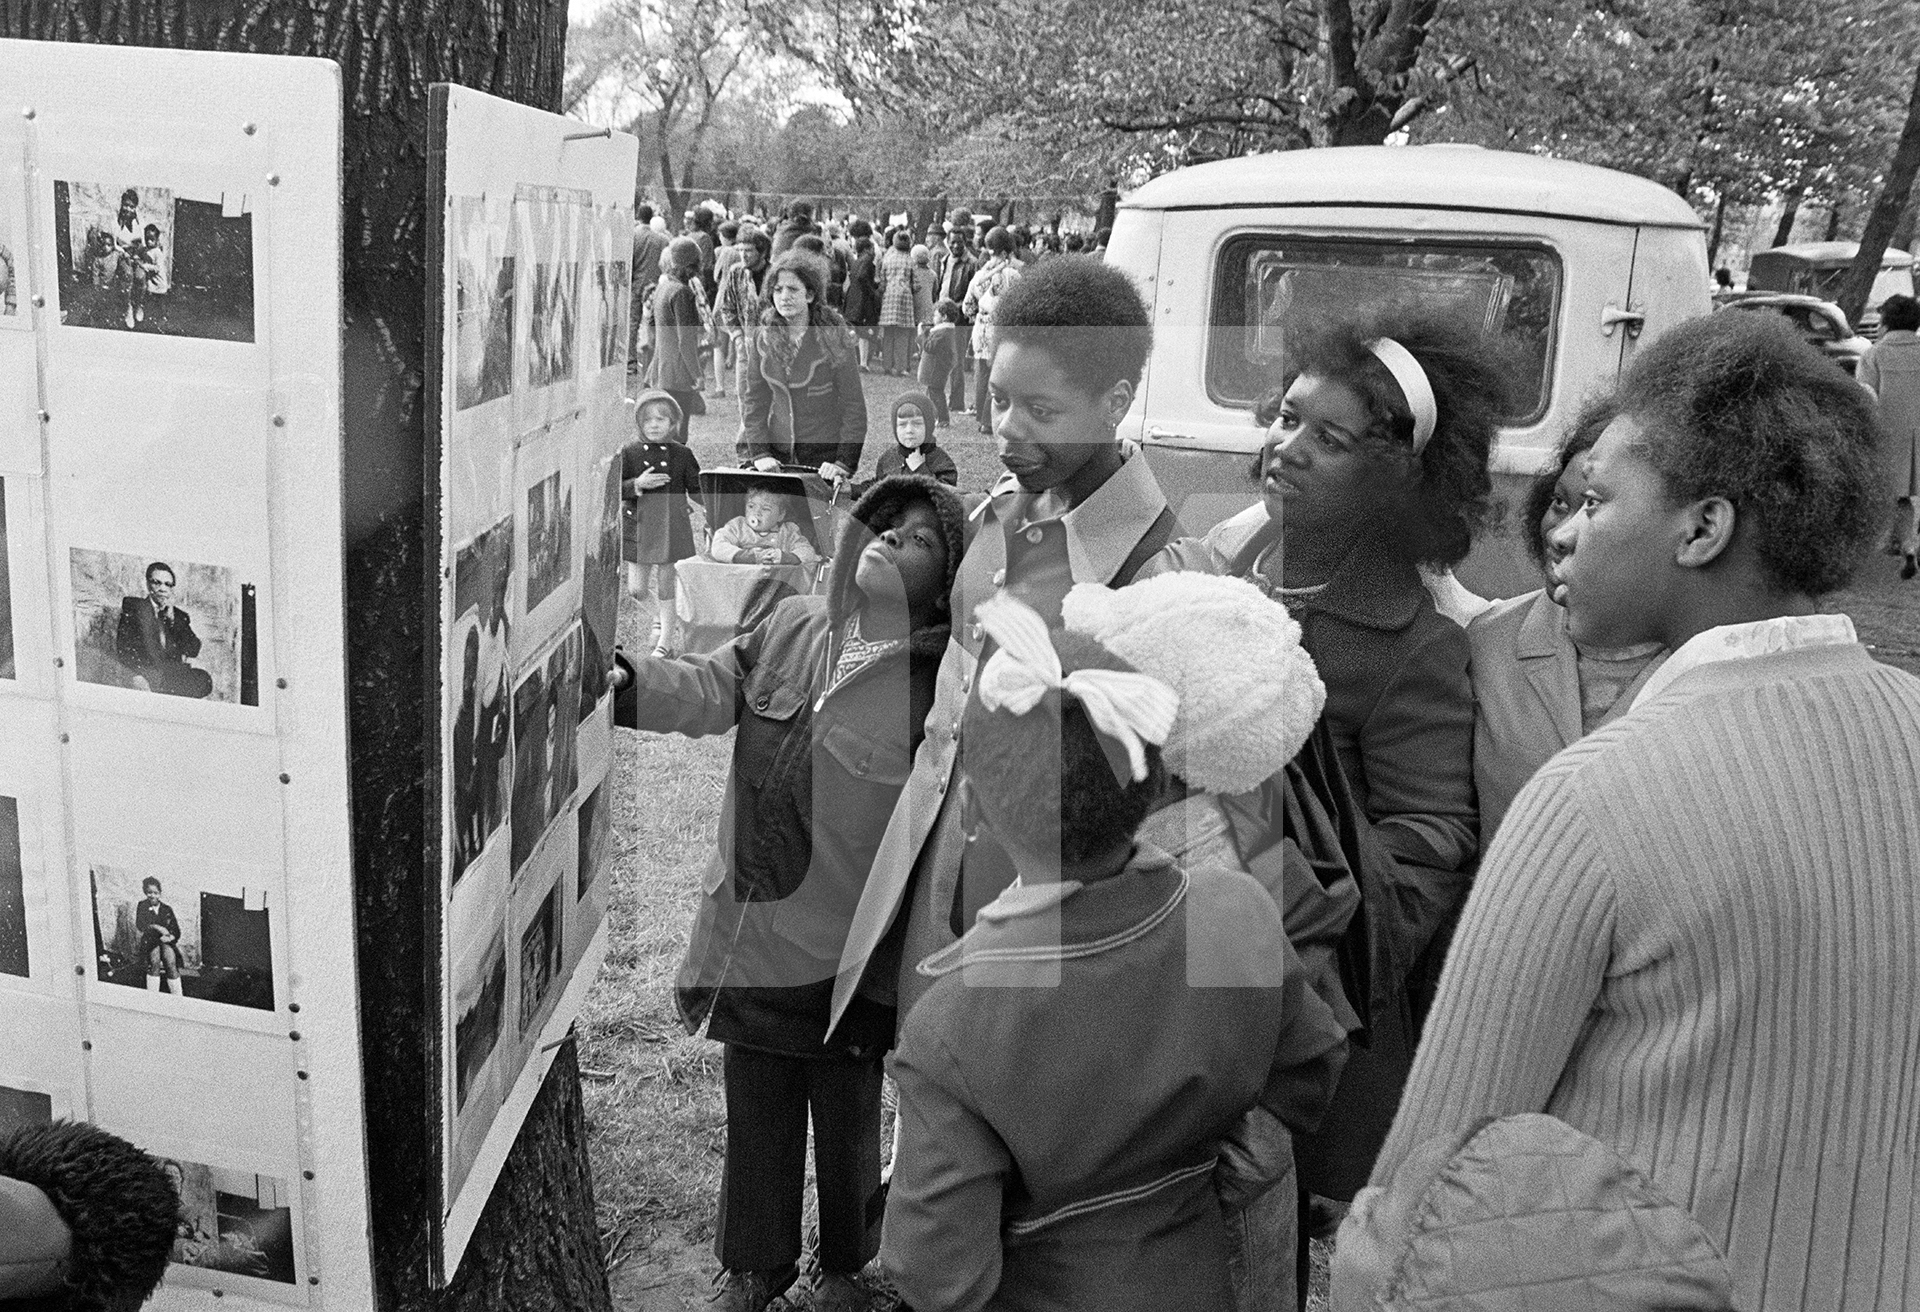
[1522,391,1616,571]
[1880,293,1920,332]
[989,256,1154,400]
[962,629,1166,866]
[1614,310,1884,597]
[1251,309,1509,568]
[0,1120,178,1312]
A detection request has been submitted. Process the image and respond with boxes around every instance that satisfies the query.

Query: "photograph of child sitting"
[708,483,821,568]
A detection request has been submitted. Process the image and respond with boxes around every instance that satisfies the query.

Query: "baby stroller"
[674,467,851,653]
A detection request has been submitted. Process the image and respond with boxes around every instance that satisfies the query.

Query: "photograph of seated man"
[115,560,213,699]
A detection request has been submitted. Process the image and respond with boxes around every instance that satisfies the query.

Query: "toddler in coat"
[621,389,704,656]
[870,392,958,489]
[709,484,822,569]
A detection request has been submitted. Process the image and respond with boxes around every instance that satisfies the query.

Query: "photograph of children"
[1,796,26,978]
[0,1086,53,1135]
[578,457,621,719]
[508,628,582,875]
[157,1159,296,1285]
[453,924,506,1113]
[451,197,515,411]
[576,782,609,903]
[0,477,12,680]
[70,548,257,705]
[517,878,562,1037]
[89,863,274,1011]
[594,260,628,370]
[448,517,514,886]
[52,182,254,341]
[523,468,573,613]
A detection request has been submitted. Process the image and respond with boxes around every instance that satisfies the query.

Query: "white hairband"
[1367,337,1438,456]
[974,593,1178,784]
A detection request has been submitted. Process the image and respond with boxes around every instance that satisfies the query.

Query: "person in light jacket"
[1856,291,1920,576]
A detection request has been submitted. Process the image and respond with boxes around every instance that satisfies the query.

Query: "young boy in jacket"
[613,475,970,1312]
[881,593,1348,1312]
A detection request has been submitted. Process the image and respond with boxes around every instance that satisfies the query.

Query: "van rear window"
[1207,236,1561,424]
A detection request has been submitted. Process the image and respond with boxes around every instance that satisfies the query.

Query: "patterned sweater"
[1373,641,1920,1310]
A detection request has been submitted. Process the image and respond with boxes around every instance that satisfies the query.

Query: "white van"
[1107,145,1712,598]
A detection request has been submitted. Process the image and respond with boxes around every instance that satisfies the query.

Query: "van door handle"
[1600,304,1645,338]
[1146,426,1197,443]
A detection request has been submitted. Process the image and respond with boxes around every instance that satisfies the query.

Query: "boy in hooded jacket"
[612,474,970,1312]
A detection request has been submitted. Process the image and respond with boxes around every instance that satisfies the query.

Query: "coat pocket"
[734,664,806,788]
[816,719,912,787]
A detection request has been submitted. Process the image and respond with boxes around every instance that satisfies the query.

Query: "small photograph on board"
[523,468,573,613]
[1,477,14,680]
[52,182,254,341]
[518,878,562,1036]
[448,517,514,886]
[1,796,25,978]
[453,923,506,1114]
[518,195,580,391]
[509,628,581,876]
[158,1158,296,1285]
[89,862,274,1011]
[0,1085,53,1134]
[577,782,610,902]
[594,260,628,370]
[70,549,257,705]
[579,457,621,719]
[451,197,515,411]
[0,201,17,318]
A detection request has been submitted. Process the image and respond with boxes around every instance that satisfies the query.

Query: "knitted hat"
[1061,571,1324,794]
[891,391,939,440]
[829,473,969,623]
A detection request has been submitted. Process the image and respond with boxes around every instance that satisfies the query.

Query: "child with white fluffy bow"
[881,583,1347,1312]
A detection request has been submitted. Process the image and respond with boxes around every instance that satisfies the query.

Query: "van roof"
[1120,145,1703,229]
[1750,242,1913,268]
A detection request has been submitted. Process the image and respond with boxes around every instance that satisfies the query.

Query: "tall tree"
[6,4,610,1309]
[1836,59,1920,324]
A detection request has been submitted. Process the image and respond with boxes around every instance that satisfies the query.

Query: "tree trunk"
[1825,201,1844,242]
[5,6,611,1311]
[1707,191,1729,267]
[1836,62,1920,326]
[1892,188,1920,252]
[1773,188,1805,246]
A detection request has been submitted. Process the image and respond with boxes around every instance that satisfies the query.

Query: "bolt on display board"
[428,84,637,1277]
[0,41,371,1312]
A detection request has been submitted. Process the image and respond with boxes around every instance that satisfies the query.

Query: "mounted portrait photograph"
[453,922,505,1115]
[517,878,562,1037]
[89,862,274,1011]
[576,782,608,903]
[448,516,513,886]
[52,181,255,341]
[451,196,515,411]
[523,467,573,613]
[0,796,25,979]
[517,194,580,391]
[593,259,627,370]
[508,627,581,876]
[579,456,620,718]
[70,548,257,705]
[0,477,13,681]
[0,199,18,320]
[159,1158,296,1285]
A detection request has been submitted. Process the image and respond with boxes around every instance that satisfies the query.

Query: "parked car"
[1745,241,1916,336]
[1719,293,1871,374]
[1105,144,1711,599]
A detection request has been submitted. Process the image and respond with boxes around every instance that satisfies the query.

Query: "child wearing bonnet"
[881,576,1347,1312]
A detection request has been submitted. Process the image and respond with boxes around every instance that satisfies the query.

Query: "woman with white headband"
[1143,312,1509,1270]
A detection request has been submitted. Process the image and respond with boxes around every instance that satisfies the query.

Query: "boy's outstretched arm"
[612,620,763,739]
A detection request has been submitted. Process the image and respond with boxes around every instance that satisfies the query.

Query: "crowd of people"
[611,216,1920,1312]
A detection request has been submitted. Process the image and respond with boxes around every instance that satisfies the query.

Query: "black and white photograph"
[579,456,620,719]
[0,199,17,320]
[52,181,254,341]
[1,477,14,680]
[70,548,257,705]
[0,796,25,979]
[452,196,515,411]
[0,1085,53,1135]
[523,467,573,613]
[89,862,274,1011]
[517,878,562,1037]
[508,627,581,876]
[449,516,514,885]
[453,922,506,1114]
[518,194,580,391]
[576,782,609,904]
[593,258,628,371]
[158,1158,296,1285]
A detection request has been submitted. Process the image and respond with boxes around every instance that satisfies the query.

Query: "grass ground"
[579,366,1920,1308]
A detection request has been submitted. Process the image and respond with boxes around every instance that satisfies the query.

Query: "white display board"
[430,84,637,1276]
[0,41,371,1311]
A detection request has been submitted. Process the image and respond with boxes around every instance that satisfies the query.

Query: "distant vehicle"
[1718,293,1871,374]
[1106,144,1711,599]
[1745,242,1915,335]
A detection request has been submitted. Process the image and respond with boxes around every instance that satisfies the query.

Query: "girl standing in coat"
[613,476,969,1312]
[649,237,705,417]
[741,250,868,486]
[622,389,704,657]
[844,237,882,371]
[878,230,920,376]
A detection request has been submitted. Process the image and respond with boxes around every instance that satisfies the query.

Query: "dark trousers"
[715,1044,883,1274]
[917,355,952,425]
[972,356,992,431]
[947,353,969,417]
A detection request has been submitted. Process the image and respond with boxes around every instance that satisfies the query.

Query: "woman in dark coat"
[1148,312,1505,1213]
[741,249,868,485]
[843,236,881,370]
[648,237,705,416]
